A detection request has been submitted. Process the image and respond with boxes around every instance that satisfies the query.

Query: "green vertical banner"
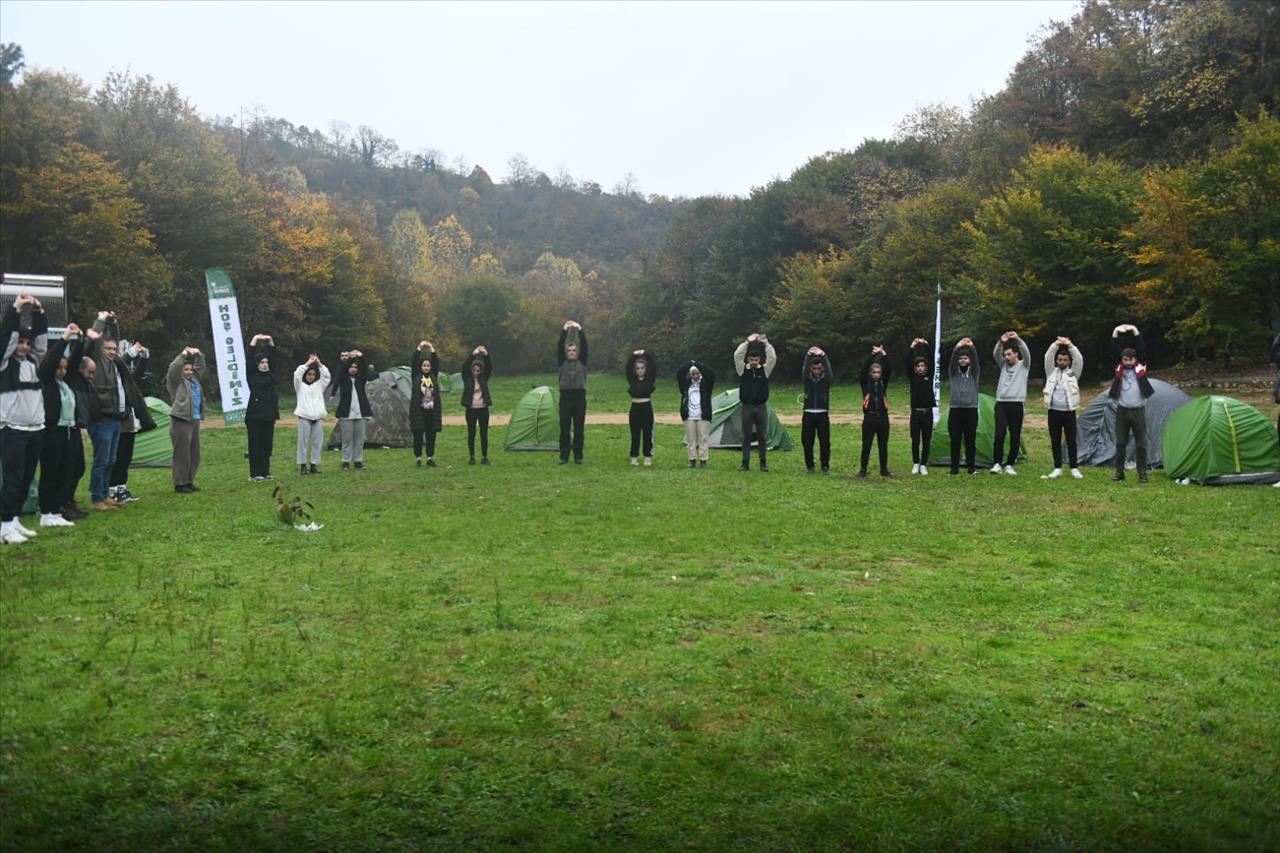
[205,268,248,426]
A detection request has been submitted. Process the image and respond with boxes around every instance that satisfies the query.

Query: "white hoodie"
[293,363,331,420]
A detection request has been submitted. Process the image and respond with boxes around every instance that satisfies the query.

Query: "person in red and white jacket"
[1108,324,1155,483]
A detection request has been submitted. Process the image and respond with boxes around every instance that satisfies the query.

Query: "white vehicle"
[1,273,68,335]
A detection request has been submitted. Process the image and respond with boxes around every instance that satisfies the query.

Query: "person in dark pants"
[37,324,84,528]
[107,328,152,504]
[1108,324,1155,483]
[947,337,980,475]
[626,348,657,466]
[991,331,1030,475]
[1041,336,1084,480]
[733,333,776,471]
[557,321,588,464]
[800,346,833,474]
[1,292,48,545]
[410,341,443,467]
[167,347,206,493]
[906,338,935,475]
[245,334,280,482]
[460,346,492,465]
[858,345,893,477]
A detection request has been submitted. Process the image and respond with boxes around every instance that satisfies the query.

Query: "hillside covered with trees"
[2,0,1277,377]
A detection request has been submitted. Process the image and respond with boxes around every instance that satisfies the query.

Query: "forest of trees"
[2,0,1278,381]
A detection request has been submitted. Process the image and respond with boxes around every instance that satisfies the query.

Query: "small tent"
[131,396,173,467]
[702,389,794,451]
[935,393,1028,468]
[328,368,413,449]
[1162,395,1280,485]
[505,385,560,450]
[1077,378,1191,468]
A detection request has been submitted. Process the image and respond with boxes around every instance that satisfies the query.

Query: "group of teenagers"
[1,292,1168,545]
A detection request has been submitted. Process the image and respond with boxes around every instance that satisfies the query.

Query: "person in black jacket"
[557,321,588,464]
[245,334,280,482]
[105,317,155,504]
[733,333,777,472]
[907,338,936,475]
[676,360,715,468]
[328,349,372,470]
[410,341,443,467]
[801,346,833,474]
[61,351,99,519]
[460,346,492,465]
[1,293,48,544]
[1108,324,1155,483]
[626,348,657,466]
[858,345,893,478]
[36,325,83,527]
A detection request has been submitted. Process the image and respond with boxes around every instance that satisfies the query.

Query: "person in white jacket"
[1041,336,1084,480]
[293,354,330,475]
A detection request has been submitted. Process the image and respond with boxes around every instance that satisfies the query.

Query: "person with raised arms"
[245,334,280,482]
[460,345,493,465]
[1041,336,1084,480]
[625,348,657,466]
[906,338,936,476]
[991,331,1031,476]
[410,340,443,468]
[800,346,833,475]
[104,318,153,504]
[1108,323,1154,484]
[947,337,980,476]
[83,311,132,511]
[733,333,777,472]
[557,321,588,465]
[166,345,205,494]
[292,352,329,476]
[36,323,84,528]
[0,292,48,544]
[329,348,372,471]
[857,345,893,478]
[676,360,715,469]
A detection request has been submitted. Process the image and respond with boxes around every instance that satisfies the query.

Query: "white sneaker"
[919,465,928,476]
[911,464,920,475]
[40,512,74,527]
[643,457,652,467]
[14,520,36,537]
[1071,468,1083,480]
[1004,465,1017,476]
[1,521,29,544]
[630,457,639,466]
[1043,468,1062,479]
[990,463,1003,474]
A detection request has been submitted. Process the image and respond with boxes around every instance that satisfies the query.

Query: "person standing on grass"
[61,354,98,519]
[1,292,47,545]
[245,334,279,482]
[1042,336,1084,480]
[733,333,776,472]
[293,353,329,476]
[801,346,833,474]
[36,324,84,528]
[1108,323,1154,483]
[105,322,154,505]
[329,349,372,470]
[626,348,657,466]
[858,345,893,478]
[460,346,492,465]
[557,321,588,465]
[166,346,205,494]
[991,331,1030,476]
[907,338,935,476]
[676,360,715,469]
[83,311,133,511]
[947,337,980,476]
[410,341,443,468]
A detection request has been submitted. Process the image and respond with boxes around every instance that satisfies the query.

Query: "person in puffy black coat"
[459,346,492,465]
[625,348,656,465]
[410,341,443,467]
[245,334,280,482]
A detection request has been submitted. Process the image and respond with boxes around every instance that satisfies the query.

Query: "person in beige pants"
[166,347,204,493]
[676,360,715,468]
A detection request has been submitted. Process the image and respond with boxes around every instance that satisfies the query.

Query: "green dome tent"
[131,396,173,467]
[702,389,794,451]
[504,385,560,451]
[936,393,1027,468]
[1163,395,1280,485]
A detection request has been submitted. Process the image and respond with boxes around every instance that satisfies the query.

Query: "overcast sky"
[2,0,1078,198]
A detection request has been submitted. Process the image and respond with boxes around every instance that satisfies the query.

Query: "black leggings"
[1048,409,1078,468]
[860,411,890,474]
[801,411,830,469]
[39,426,79,514]
[992,401,1024,466]
[948,407,978,473]
[466,407,489,458]
[909,409,933,465]
[629,401,654,458]
[247,420,275,477]
[413,427,438,459]
[110,430,135,488]
[559,390,586,462]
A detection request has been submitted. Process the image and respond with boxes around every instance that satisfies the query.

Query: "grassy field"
[2,382,1278,849]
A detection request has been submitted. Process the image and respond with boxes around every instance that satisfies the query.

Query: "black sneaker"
[300,465,309,476]
[426,459,437,468]
[559,458,568,465]
[689,460,697,468]
[1139,471,1149,483]
[120,490,140,502]
[738,463,750,472]
[574,458,583,464]
[948,469,959,476]
[759,465,769,472]
[806,466,815,474]
[480,458,490,465]
[310,465,320,475]
[469,457,477,465]
[821,467,830,475]
[856,471,868,478]
[342,462,351,470]
[1112,472,1126,481]
[881,471,893,478]
[354,462,364,470]
[699,460,707,468]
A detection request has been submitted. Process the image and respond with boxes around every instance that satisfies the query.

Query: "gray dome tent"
[327,368,413,449]
[1076,378,1192,468]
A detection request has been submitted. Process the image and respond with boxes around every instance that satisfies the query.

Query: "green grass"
[2,416,1278,849]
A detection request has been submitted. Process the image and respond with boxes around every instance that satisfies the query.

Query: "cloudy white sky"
[2,0,1078,198]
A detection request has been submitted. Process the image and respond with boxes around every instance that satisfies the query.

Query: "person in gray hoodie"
[991,331,1031,475]
[947,337,980,475]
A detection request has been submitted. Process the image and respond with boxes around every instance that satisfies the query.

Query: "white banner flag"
[932,276,942,426]
[204,268,248,426]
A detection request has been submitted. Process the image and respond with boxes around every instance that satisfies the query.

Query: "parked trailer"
[1,273,68,335]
